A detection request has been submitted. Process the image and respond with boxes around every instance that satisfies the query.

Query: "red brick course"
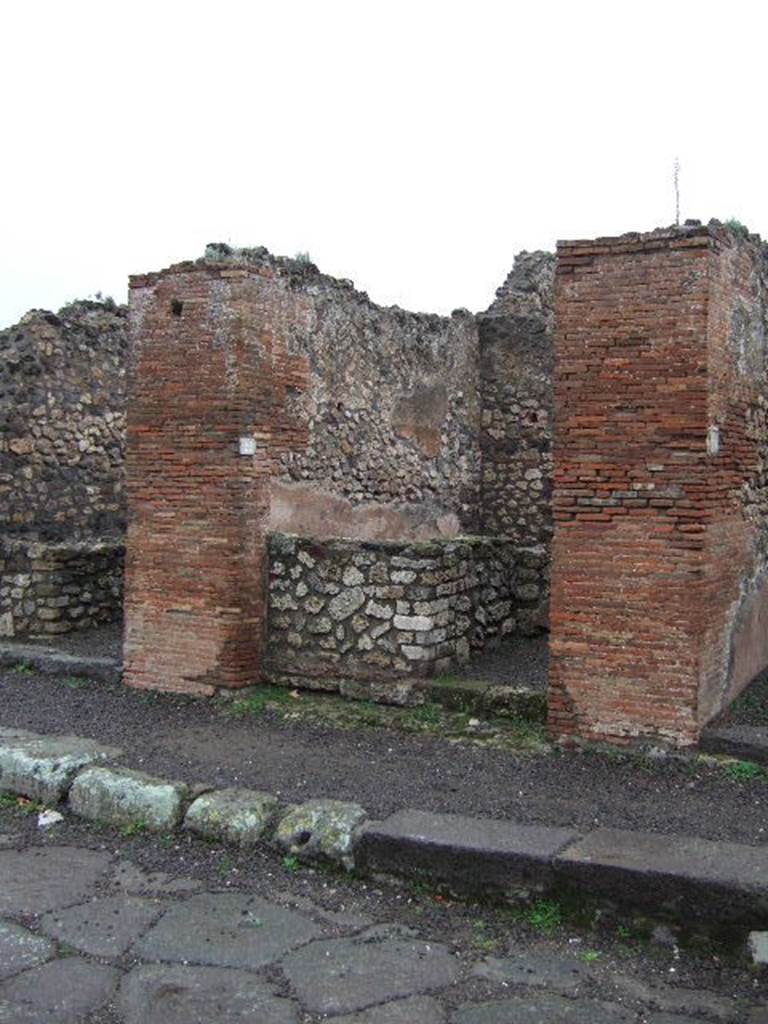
[124,263,309,695]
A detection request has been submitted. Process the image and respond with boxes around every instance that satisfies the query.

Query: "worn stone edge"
[2,724,768,926]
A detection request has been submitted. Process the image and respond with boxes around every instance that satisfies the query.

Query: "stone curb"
[2,725,768,928]
[699,724,768,766]
[0,643,122,685]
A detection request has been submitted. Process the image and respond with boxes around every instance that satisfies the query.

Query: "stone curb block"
[0,728,123,804]
[69,766,189,832]
[3,724,768,927]
[554,828,768,924]
[274,799,368,871]
[184,788,279,847]
[0,644,122,685]
[358,809,578,896]
[699,724,768,766]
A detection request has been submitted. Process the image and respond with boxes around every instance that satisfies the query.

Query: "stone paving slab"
[0,729,122,803]
[0,847,113,916]
[110,858,204,895]
[646,1014,712,1024]
[118,964,298,1024]
[0,957,119,1023]
[69,765,189,831]
[609,974,738,1022]
[334,996,446,1023]
[556,828,768,923]
[40,895,164,958]
[359,809,577,895]
[281,928,460,1015]
[471,952,590,996]
[0,921,54,981]
[700,724,768,765]
[451,993,635,1024]
[134,892,321,969]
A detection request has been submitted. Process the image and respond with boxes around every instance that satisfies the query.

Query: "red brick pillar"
[549,226,734,746]
[123,261,303,695]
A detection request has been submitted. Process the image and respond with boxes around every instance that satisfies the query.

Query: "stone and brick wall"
[478,252,555,545]
[550,223,768,746]
[265,533,547,688]
[124,247,483,696]
[206,246,481,542]
[0,539,123,639]
[0,301,127,541]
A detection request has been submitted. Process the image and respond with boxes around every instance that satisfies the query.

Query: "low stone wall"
[265,533,547,690]
[0,539,124,638]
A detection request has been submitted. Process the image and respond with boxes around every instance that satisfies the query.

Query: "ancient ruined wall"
[265,533,548,688]
[200,248,482,542]
[124,247,485,694]
[478,252,555,544]
[0,539,123,638]
[699,231,768,722]
[550,223,768,747]
[0,301,127,540]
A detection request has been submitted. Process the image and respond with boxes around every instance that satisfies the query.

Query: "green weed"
[723,759,767,782]
[580,949,602,963]
[404,703,443,729]
[217,854,235,878]
[64,675,89,689]
[471,919,498,952]
[119,820,148,837]
[525,899,563,933]
[725,217,749,236]
[226,687,291,718]
[12,662,34,675]
[282,854,301,873]
[1,795,44,816]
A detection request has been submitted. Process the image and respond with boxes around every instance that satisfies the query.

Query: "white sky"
[1,0,766,328]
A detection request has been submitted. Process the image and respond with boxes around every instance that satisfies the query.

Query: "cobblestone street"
[1,807,765,1023]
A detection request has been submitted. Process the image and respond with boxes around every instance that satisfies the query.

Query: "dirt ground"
[2,654,768,845]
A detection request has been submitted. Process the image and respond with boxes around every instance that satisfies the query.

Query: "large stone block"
[69,766,189,831]
[274,799,367,870]
[184,788,278,846]
[0,727,122,804]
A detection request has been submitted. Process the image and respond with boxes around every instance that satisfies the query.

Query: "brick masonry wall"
[550,223,768,746]
[124,258,311,695]
[478,252,555,545]
[699,232,768,722]
[0,301,127,541]
[0,539,123,638]
[265,533,547,689]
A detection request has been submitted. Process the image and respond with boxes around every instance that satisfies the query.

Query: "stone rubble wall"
[0,300,127,541]
[202,245,481,542]
[0,539,124,639]
[265,533,548,688]
[478,252,555,546]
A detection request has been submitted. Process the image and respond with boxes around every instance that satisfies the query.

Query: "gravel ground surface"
[22,623,123,661]
[0,804,764,1023]
[455,635,548,691]
[20,625,550,693]
[717,667,768,728]
[2,660,768,845]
